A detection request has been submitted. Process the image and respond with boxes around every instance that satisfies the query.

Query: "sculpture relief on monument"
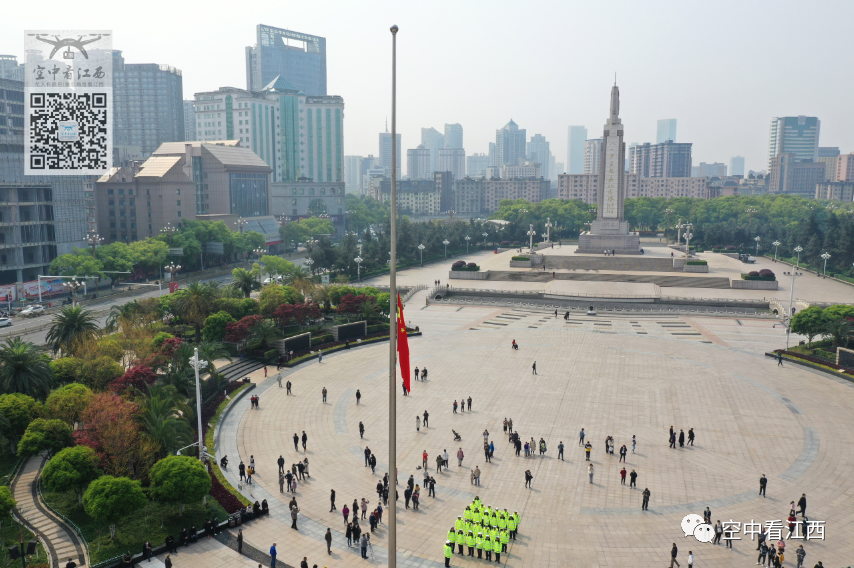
[576,82,641,254]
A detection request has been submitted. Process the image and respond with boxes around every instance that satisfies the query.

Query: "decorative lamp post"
[783,269,804,348]
[678,222,693,256]
[164,262,181,284]
[820,252,831,277]
[442,239,450,258]
[482,232,488,248]
[253,247,265,261]
[665,208,674,240]
[189,348,208,461]
[234,218,247,233]
[160,223,177,246]
[527,224,536,253]
[62,276,84,307]
[544,217,552,242]
[417,243,425,266]
[772,240,781,261]
[754,236,761,257]
[305,257,315,274]
[682,230,694,257]
[87,232,104,258]
[354,255,363,282]
[464,235,471,254]
[794,245,803,268]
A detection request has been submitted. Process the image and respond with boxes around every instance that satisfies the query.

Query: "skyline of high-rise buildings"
[567,126,587,174]
[656,118,678,144]
[495,119,527,167]
[245,24,327,96]
[768,116,820,171]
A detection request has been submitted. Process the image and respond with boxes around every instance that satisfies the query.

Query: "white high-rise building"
[467,153,490,177]
[406,145,432,180]
[730,156,745,177]
[583,139,602,174]
[444,123,463,149]
[527,134,551,180]
[183,100,196,142]
[421,127,445,172]
[567,126,587,174]
[379,130,402,173]
[438,148,466,180]
[345,155,363,193]
[656,119,677,143]
[768,116,820,171]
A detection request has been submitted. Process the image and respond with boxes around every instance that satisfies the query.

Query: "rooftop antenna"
[385,117,388,133]
[614,72,617,86]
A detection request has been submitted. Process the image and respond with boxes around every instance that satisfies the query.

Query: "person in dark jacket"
[236,529,243,554]
[204,519,212,538]
[179,528,188,546]
[797,494,807,517]
[678,430,685,448]
[164,555,172,568]
[142,541,152,562]
[165,534,175,553]
[670,543,680,567]
[189,526,197,542]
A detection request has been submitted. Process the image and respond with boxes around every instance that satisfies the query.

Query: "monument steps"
[488,270,731,289]
[543,256,678,272]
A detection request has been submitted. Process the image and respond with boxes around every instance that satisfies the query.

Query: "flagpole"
[388,23,399,568]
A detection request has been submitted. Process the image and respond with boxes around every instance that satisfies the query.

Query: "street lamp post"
[784,269,803,349]
[682,230,693,257]
[464,235,471,254]
[664,208,674,241]
[305,258,315,274]
[234,218,246,233]
[754,236,761,257]
[821,252,831,277]
[189,348,208,461]
[160,223,177,246]
[544,217,552,242]
[164,262,181,286]
[354,255,363,282]
[794,245,803,268]
[87,232,104,258]
[442,239,449,258]
[417,244,425,266]
[772,240,781,261]
[678,222,693,256]
[527,224,536,253]
[482,232,488,248]
[62,276,84,307]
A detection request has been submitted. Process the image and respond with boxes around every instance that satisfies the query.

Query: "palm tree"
[161,342,196,397]
[361,296,381,323]
[250,319,280,351]
[283,266,315,298]
[45,306,100,355]
[231,268,258,299]
[105,301,142,333]
[0,338,53,399]
[823,318,852,350]
[312,284,333,312]
[172,282,218,343]
[140,384,193,457]
[197,341,232,375]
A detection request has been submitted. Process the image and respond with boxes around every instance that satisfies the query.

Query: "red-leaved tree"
[337,294,371,314]
[273,302,321,327]
[224,314,264,344]
[108,365,158,394]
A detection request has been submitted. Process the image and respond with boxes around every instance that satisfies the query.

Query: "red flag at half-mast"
[397,293,411,393]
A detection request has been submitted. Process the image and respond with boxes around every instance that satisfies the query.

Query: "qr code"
[27,91,110,174]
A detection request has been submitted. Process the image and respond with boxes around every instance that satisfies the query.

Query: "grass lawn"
[42,489,228,565]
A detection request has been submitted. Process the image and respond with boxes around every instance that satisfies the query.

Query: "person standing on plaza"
[325,528,332,555]
[688,428,695,445]
[278,472,285,493]
[443,540,453,567]
[239,460,246,482]
[524,470,533,488]
[286,380,292,395]
[759,474,767,497]
[670,430,677,448]
[360,534,368,559]
[670,543,680,568]
[579,428,585,445]
[558,440,565,461]
[467,396,472,411]
[443,449,450,470]
[679,429,685,448]
[277,455,285,474]
[585,441,592,461]
[414,367,419,382]
[503,418,508,434]
[758,541,769,566]
[318,348,323,363]
[457,447,465,466]
[777,351,784,366]
[369,454,376,473]
[642,488,650,510]
[236,529,243,554]
[402,380,408,396]
[588,463,594,484]
[620,467,626,485]
[687,550,693,568]
[277,374,282,388]
[342,504,350,525]
[619,444,627,462]
[508,418,513,432]
[290,504,300,530]
[301,431,308,451]
[422,450,428,469]
[428,476,436,498]
[356,389,361,405]
[423,410,429,427]
[453,400,458,413]
[713,520,722,544]
[532,361,537,374]
[797,493,807,517]
[416,416,420,431]
[629,469,637,488]
[795,544,806,567]
[473,466,481,486]
[270,543,277,568]
[361,498,369,520]
[436,454,443,473]
[329,489,336,511]
[632,434,636,453]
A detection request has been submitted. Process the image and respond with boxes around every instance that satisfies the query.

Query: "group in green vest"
[475,532,484,559]
[483,536,492,561]
[445,498,521,563]
[443,540,453,567]
[456,530,464,555]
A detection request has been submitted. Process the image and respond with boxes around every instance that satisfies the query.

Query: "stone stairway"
[11,457,87,567]
[490,270,732,289]
[217,358,266,382]
[543,255,678,272]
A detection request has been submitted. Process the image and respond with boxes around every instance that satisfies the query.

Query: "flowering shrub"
[108,365,158,394]
[451,260,466,269]
[224,314,264,344]
[759,269,775,278]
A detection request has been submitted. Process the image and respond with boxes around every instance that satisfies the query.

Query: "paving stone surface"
[215,302,853,567]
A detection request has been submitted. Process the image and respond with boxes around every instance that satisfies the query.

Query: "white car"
[18,305,45,317]
[0,318,11,328]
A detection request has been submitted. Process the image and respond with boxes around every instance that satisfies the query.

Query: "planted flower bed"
[742,269,776,281]
[451,260,481,271]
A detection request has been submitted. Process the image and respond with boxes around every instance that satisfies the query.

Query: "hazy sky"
[5,0,853,173]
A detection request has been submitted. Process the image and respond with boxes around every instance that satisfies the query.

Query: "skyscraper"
[583,139,602,175]
[730,156,745,177]
[245,24,327,95]
[567,126,587,174]
[438,148,465,180]
[630,141,692,178]
[495,120,527,166]
[379,130,402,173]
[406,146,432,180]
[183,100,196,142]
[488,142,496,167]
[768,116,820,171]
[467,153,490,178]
[444,123,463,149]
[421,127,445,173]
[817,147,840,182]
[112,51,184,162]
[344,155,363,193]
[656,119,677,143]
[527,134,551,180]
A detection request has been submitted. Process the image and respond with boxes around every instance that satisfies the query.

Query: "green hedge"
[311,334,334,345]
[741,274,776,281]
[687,260,707,266]
[263,348,278,361]
[511,256,530,261]
[451,265,481,271]
[367,324,388,334]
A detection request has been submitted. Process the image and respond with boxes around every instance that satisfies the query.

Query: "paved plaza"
[213,287,854,567]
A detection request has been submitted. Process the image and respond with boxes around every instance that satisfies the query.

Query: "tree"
[249,319,280,350]
[822,304,854,323]
[0,338,53,399]
[231,267,259,299]
[273,302,321,328]
[83,475,147,538]
[76,357,124,392]
[0,486,15,519]
[259,255,294,279]
[108,366,158,394]
[172,282,218,343]
[42,446,101,507]
[258,284,303,316]
[49,357,86,386]
[46,383,94,426]
[140,387,194,457]
[282,265,315,297]
[49,248,104,277]
[822,318,852,350]
[789,306,826,347]
[17,418,74,458]
[0,394,40,454]
[197,341,232,374]
[46,306,100,355]
[224,315,264,345]
[202,311,236,342]
[148,456,212,515]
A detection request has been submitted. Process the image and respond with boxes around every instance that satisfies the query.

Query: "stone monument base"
[575,232,641,255]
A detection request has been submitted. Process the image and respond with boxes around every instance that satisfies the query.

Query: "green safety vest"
[483,539,491,551]
[464,509,472,520]
[448,530,456,542]
[465,534,475,547]
[455,519,463,531]
[490,528,498,541]
[514,513,520,528]
[476,536,483,549]
[493,538,502,553]
[498,516,506,529]
[507,516,517,531]
[490,515,498,528]
[501,530,509,544]
[444,545,453,558]
[473,511,481,523]
[473,499,481,509]
[457,532,464,544]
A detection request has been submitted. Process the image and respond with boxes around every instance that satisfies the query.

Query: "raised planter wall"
[730,279,778,290]
[449,270,491,280]
[683,264,709,273]
[509,261,532,268]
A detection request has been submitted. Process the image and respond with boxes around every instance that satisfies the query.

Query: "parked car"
[739,254,756,264]
[0,318,12,328]
[18,305,46,317]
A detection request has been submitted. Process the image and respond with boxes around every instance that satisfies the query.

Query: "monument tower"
[576,82,641,254]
